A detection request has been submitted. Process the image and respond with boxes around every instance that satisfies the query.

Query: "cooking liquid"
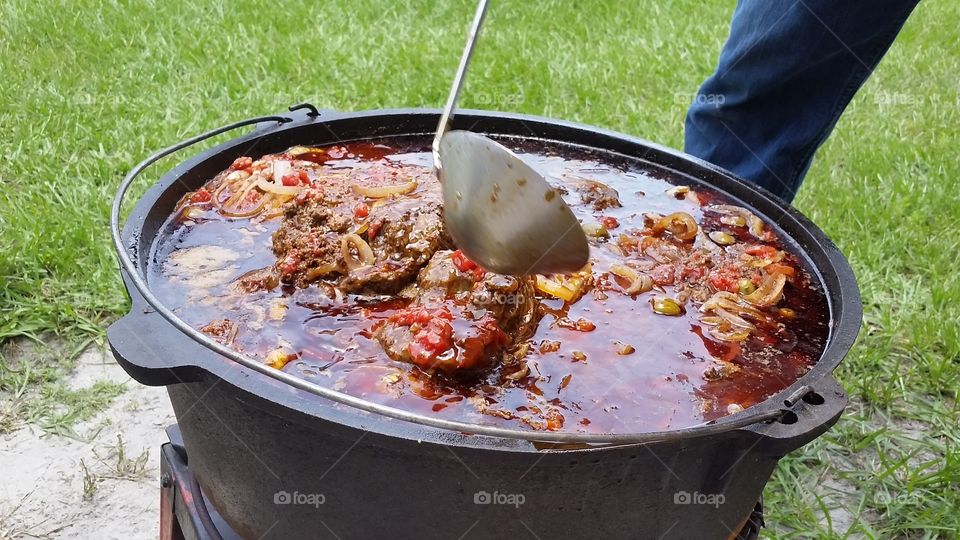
[150,138,829,434]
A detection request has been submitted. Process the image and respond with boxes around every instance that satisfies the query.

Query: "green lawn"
[1,0,957,537]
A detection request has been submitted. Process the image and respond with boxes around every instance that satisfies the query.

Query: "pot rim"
[110,105,861,445]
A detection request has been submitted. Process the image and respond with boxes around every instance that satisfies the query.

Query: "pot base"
[159,424,765,540]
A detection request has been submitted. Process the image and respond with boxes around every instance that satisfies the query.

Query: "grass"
[0,339,125,436]
[81,433,151,501]
[0,0,957,537]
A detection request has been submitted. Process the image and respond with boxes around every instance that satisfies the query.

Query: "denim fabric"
[684,0,920,202]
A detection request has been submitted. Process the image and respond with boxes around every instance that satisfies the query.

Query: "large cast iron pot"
[108,104,861,540]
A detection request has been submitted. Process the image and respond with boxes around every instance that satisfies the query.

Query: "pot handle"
[108,313,204,387]
[748,374,848,456]
[109,103,333,386]
[107,271,222,386]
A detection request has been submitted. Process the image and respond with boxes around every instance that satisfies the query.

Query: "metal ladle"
[432,0,589,276]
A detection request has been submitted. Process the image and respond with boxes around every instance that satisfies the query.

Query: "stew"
[150,138,828,433]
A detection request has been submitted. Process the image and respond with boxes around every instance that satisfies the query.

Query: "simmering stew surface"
[150,137,829,433]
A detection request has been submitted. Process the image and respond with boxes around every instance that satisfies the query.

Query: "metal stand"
[160,426,241,540]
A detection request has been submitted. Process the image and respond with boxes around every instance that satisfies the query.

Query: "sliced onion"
[700,291,734,312]
[742,272,786,307]
[221,195,269,218]
[287,146,323,157]
[744,249,785,268]
[653,212,698,241]
[266,347,297,369]
[700,291,765,320]
[304,262,341,282]
[708,325,751,342]
[582,222,610,238]
[272,160,292,184]
[256,177,303,196]
[504,363,530,380]
[536,275,580,302]
[352,180,417,198]
[341,233,375,270]
[749,215,765,238]
[696,231,722,252]
[605,243,625,257]
[710,205,765,239]
[535,275,575,302]
[222,176,259,208]
[610,265,653,294]
[699,315,723,326]
[720,214,747,227]
[713,307,756,331]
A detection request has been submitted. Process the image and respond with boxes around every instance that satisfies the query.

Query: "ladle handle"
[433,0,490,171]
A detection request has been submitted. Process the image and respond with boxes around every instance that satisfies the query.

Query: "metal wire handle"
[110,112,787,446]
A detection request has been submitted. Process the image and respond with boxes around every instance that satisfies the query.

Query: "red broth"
[149,138,828,433]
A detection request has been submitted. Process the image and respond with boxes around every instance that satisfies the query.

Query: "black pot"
[108,104,861,540]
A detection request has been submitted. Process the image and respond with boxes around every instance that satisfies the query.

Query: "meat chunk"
[575,179,621,211]
[374,251,539,375]
[339,196,448,293]
[270,163,448,293]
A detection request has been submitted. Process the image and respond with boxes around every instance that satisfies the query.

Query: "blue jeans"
[684,0,920,202]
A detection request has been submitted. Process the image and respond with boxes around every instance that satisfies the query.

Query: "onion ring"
[742,272,786,307]
[256,177,303,196]
[352,180,417,198]
[652,212,698,241]
[609,265,653,295]
[341,233,375,270]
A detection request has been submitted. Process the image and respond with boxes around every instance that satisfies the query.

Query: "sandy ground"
[0,348,175,539]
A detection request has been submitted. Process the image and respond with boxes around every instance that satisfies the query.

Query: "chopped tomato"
[294,188,318,205]
[189,188,212,204]
[230,156,253,170]
[390,305,453,327]
[708,264,741,293]
[745,245,777,259]
[354,203,370,218]
[390,307,456,367]
[243,190,262,205]
[601,216,620,229]
[556,318,596,332]
[281,172,300,186]
[298,170,310,183]
[367,219,382,241]
[680,265,705,280]
[452,250,486,280]
[279,254,299,277]
[545,409,565,431]
[766,263,795,276]
[651,264,676,286]
[408,318,454,365]
[617,233,639,252]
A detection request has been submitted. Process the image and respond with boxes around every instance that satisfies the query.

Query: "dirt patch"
[0,347,174,539]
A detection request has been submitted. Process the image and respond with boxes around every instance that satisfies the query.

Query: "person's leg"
[684,0,920,202]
